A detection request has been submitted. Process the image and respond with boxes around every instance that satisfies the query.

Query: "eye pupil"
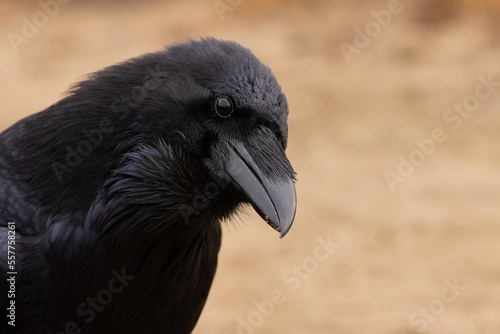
[215,96,233,118]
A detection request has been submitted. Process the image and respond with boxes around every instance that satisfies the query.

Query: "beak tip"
[262,190,296,239]
[264,214,294,239]
[225,140,297,240]
[278,219,293,238]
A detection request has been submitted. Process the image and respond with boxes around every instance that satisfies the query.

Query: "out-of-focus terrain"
[1,0,500,333]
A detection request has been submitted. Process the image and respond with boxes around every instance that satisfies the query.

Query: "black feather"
[0,38,294,334]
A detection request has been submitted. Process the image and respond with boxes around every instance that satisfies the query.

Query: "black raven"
[0,38,296,334]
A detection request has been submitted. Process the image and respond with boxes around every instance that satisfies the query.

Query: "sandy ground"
[1,0,500,333]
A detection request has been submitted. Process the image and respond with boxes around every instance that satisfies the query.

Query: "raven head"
[156,38,297,237]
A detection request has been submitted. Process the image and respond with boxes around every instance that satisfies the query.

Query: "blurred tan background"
[1,0,500,333]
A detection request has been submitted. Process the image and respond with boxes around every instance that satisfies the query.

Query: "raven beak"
[225,141,296,238]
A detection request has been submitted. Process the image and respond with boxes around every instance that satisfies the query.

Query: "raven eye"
[215,96,233,118]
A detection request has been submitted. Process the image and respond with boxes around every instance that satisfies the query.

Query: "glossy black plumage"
[0,38,296,334]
